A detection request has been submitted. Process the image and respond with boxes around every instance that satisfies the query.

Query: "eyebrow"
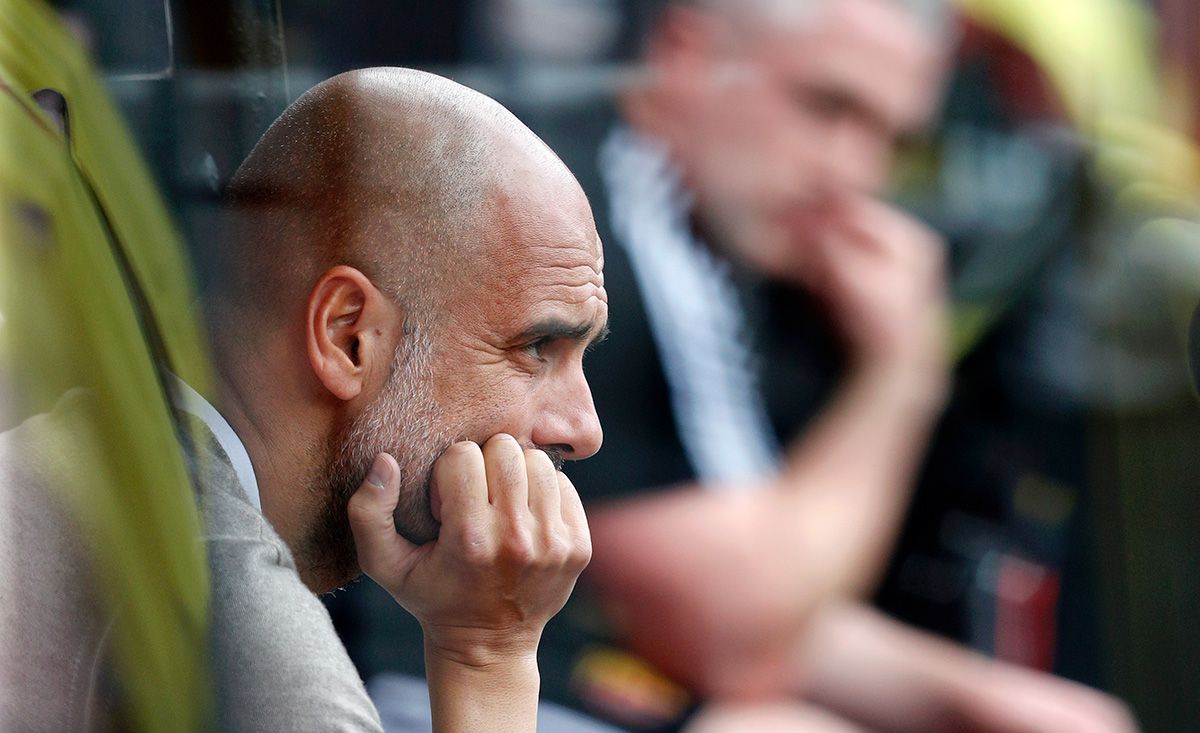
[516,318,610,349]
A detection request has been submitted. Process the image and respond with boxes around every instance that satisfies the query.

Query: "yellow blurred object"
[949,0,1200,362]
[570,646,692,729]
[1,0,214,729]
[954,0,1199,196]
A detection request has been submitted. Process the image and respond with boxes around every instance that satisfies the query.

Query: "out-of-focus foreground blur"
[2,1,1199,731]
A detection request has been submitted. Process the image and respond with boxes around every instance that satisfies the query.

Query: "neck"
[623,89,730,262]
[215,362,327,589]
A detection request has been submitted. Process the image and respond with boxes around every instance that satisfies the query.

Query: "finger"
[829,212,905,262]
[824,213,945,303]
[557,472,592,565]
[836,198,941,268]
[430,441,489,534]
[347,453,417,580]
[524,448,561,522]
[482,433,529,515]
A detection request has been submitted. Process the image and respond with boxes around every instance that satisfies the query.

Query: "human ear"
[304,265,398,402]
[650,4,728,71]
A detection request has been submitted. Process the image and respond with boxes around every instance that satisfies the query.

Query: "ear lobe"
[306,265,391,403]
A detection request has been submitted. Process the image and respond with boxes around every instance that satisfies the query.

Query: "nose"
[819,122,889,197]
[532,369,604,461]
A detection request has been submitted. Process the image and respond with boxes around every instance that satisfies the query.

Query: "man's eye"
[522,338,551,360]
[799,88,851,122]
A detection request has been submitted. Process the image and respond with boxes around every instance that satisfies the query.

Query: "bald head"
[206,68,604,590]
[216,67,572,327]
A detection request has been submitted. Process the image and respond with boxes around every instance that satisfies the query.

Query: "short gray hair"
[685,0,952,42]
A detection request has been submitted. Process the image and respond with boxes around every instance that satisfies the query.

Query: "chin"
[395,516,441,546]
[302,562,364,595]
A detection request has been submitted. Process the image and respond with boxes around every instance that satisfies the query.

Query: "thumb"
[347,453,418,581]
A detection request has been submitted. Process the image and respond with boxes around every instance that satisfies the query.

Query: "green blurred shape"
[944,0,1200,362]
[955,0,1198,197]
[1,0,214,729]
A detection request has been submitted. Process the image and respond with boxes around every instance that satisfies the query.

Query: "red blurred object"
[994,555,1061,672]
[1159,0,1200,143]
[957,18,1066,124]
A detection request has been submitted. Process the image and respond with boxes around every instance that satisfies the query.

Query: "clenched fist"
[346,433,591,667]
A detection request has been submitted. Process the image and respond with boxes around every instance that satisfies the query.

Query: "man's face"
[679,0,944,279]
[428,165,608,475]
[316,163,607,567]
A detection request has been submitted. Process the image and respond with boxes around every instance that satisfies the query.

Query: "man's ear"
[649,4,722,71]
[305,265,398,402]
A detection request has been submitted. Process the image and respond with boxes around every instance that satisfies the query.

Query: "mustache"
[538,445,566,472]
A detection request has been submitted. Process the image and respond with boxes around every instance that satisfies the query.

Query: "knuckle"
[500,526,536,565]
[484,432,520,455]
[572,532,593,567]
[456,524,495,565]
[484,436,527,478]
[450,439,482,455]
[542,528,570,562]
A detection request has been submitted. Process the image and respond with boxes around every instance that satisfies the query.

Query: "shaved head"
[216,67,571,328]
[207,68,604,590]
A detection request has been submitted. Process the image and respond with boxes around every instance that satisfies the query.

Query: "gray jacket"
[192,423,385,732]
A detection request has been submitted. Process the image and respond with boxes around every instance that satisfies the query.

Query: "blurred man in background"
[548,0,1140,730]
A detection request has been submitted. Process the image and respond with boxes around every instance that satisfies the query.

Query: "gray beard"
[305,330,452,587]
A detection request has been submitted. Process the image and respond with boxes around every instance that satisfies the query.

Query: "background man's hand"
[346,434,592,667]
[795,195,949,400]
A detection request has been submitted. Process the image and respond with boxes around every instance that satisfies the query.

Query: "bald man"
[190,68,608,731]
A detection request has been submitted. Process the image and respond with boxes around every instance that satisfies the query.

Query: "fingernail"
[366,454,393,489]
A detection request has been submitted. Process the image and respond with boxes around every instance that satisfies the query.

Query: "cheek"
[430,355,538,442]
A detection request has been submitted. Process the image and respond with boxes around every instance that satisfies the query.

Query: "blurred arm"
[585,357,944,697]
[795,600,1139,733]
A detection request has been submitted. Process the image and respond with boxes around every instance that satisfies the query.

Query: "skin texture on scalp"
[217,68,569,326]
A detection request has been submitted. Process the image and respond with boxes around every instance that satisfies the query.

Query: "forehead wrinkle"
[478,236,604,300]
[504,265,608,318]
[502,282,607,336]
[520,271,604,299]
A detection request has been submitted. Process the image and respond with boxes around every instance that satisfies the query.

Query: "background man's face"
[678,0,944,278]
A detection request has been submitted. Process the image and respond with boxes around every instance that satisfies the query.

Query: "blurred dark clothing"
[570,127,782,498]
